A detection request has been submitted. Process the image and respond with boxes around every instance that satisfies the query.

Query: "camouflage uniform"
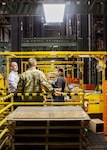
[17,68,53,101]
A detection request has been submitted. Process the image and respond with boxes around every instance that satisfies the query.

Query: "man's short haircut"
[55,66,63,73]
[28,58,37,67]
[10,61,18,67]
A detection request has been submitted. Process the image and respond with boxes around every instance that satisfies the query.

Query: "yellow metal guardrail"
[0,92,84,149]
[0,92,84,97]
[0,128,9,139]
[0,93,14,149]
[13,92,84,107]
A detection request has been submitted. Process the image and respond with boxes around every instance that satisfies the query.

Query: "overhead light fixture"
[43,4,65,23]
[50,53,57,56]
[2,2,6,5]
[11,54,16,58]
[78,55,90,58]
[53,45,58,48]
[50,60,55,62]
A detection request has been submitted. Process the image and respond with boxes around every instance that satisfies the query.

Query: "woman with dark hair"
[52,66,66,102]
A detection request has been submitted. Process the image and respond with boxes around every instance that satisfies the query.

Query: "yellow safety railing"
[0,91,84,149]
[0,93,14,149]
[16,92,84,96]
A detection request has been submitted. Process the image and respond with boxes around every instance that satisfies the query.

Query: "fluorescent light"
[43,4,65,23]
[2,2,6,5]
[78,55,90,58]
[50,60,55,62]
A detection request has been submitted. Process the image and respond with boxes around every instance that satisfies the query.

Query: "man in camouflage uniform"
[17,58,54,101]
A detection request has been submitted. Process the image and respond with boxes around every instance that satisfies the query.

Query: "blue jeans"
[53,96,64,102]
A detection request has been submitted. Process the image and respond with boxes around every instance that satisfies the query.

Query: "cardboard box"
[89,118,104,133]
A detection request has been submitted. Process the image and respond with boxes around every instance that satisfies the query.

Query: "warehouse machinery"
[0,51,106,114]
[0,50,106,150]
[0,0,107,149]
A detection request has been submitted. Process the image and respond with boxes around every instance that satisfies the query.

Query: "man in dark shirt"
[52,66,66,102]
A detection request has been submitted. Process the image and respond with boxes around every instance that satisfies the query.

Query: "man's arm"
[39,72,53,92]
[17,77,24,93]
[8,76,17,89]
[8,73,19,93]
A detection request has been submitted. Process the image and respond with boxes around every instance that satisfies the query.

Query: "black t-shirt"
[53,76,66,92]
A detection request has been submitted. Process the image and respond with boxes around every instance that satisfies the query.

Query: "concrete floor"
[87,130,107,150]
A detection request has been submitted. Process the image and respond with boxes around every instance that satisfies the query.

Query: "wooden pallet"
[7,106,90,150]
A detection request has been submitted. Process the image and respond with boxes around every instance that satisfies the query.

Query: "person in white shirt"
[8,61,19,93]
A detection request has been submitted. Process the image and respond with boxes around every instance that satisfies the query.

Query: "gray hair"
[28,58,37,67]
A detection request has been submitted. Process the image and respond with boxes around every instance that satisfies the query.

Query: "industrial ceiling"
[0,0,107,16]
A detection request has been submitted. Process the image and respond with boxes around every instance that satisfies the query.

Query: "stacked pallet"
[6,106,90,150]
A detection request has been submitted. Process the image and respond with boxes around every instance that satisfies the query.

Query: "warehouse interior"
[0,0,107,150]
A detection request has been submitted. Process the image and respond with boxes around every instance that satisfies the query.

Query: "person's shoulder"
[59,76,66,81]
[8,71,14,77]
[34,69,43,74]
[21,70,29,76]
[9,71,13,74]
[59,76,64,79]
[8,72,11,76]
[8,72,11,79]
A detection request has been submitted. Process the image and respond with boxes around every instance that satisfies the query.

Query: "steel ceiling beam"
[88,0,96,12]
[0,0,105,2]
[0,1,107,16]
